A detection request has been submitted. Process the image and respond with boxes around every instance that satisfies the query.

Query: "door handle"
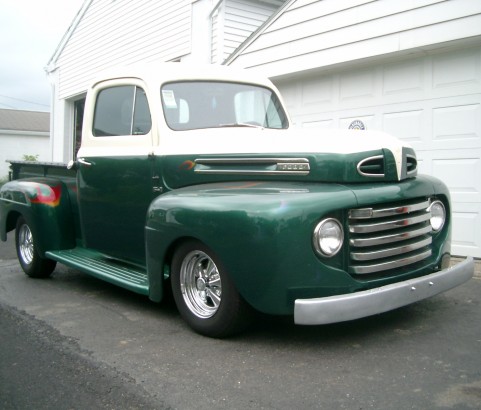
[78,158,93,167]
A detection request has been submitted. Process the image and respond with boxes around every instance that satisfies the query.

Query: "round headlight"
[428,200,446,232]
[313,218,344,257]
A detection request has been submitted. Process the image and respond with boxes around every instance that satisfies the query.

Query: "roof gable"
[46,0,92,71]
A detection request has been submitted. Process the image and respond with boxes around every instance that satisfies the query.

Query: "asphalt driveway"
[1,235,480,409]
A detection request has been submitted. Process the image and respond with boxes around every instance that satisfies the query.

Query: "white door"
[277,44,481,258]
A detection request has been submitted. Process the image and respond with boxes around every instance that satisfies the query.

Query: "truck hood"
[159,128,417,189]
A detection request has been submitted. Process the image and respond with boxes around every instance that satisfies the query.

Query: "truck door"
[77,82,154,265]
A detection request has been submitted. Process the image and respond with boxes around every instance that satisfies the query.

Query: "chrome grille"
[348,199,432,275]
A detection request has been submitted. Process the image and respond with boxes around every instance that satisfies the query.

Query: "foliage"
[23,154,39,161]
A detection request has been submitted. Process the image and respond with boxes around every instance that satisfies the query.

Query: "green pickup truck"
[0,64,474,337]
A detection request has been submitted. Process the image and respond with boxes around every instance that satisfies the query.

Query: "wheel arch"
[4,210,22,235]
[145,232,201,303]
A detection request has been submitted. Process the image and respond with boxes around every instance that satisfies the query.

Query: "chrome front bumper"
[294,257,474,325]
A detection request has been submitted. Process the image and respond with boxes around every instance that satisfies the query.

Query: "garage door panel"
[383,59,424,97]
[432,103,481,149]
[383,109,424,143]
[339,69,376,103]
[432,47,481,94]
[451,202,481,258]
[431,153,481,204]
[301,76,334,108]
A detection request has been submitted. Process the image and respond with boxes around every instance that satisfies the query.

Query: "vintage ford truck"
[0,64,474,337]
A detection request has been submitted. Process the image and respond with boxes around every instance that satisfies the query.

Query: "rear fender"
[0,179,76,255]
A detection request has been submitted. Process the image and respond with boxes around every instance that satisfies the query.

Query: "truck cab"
[0,63,474,337]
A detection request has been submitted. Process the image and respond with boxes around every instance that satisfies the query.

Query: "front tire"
[15,217,56,278]
[171,240,252,338]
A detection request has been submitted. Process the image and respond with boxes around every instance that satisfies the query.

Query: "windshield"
[161,81,289,131]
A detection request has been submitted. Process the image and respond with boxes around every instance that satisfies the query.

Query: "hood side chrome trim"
[194,157,310,176]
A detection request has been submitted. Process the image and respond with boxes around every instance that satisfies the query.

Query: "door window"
[93,86,151,137]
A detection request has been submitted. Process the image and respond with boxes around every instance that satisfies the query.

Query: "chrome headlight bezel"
[313,218,344,257]
[428,200,446,232]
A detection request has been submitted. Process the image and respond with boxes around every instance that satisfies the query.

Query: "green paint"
[1,156,451,316]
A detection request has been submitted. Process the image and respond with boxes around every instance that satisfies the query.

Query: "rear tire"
[171,240,252,338]
[15,217,56,278]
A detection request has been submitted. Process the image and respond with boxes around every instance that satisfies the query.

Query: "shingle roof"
[0,109,50,132]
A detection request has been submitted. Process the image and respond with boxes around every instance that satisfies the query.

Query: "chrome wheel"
[18,223,34,266]
[179,250,222,319]
[171,240,252,337]
[15,216,56,278]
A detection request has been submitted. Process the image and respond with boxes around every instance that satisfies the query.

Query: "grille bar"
[349,199,430,219]
[351,237,432,261]
[348,199,433,275]
[349,212,431,234]
[350,250,432,274]
[349,225,432,248]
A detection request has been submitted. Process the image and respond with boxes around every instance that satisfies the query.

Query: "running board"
[45,248,149,295]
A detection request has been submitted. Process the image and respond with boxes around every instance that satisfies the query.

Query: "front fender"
[145,181,359,312]
[0,178,76,255]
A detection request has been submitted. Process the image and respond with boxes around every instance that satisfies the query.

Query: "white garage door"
[277,44,481,258]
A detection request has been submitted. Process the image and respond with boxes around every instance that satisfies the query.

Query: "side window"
[93,85,151,137]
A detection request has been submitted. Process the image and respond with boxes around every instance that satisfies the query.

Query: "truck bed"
[8,161,75,181]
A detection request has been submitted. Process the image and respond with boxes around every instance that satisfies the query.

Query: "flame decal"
[27,183,62,207]
[180,160,195,171]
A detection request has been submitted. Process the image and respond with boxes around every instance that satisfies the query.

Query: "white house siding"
[228,0,481,78]
[211,6,221,63]
[0,109,50,178]
[211,0,284,64]
[0,132,50,179]
[224,0,279,61]
[53,0,192,101]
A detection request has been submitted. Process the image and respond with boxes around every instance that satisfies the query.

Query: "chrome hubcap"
[18,223,34,265]
[180,250,222,319]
